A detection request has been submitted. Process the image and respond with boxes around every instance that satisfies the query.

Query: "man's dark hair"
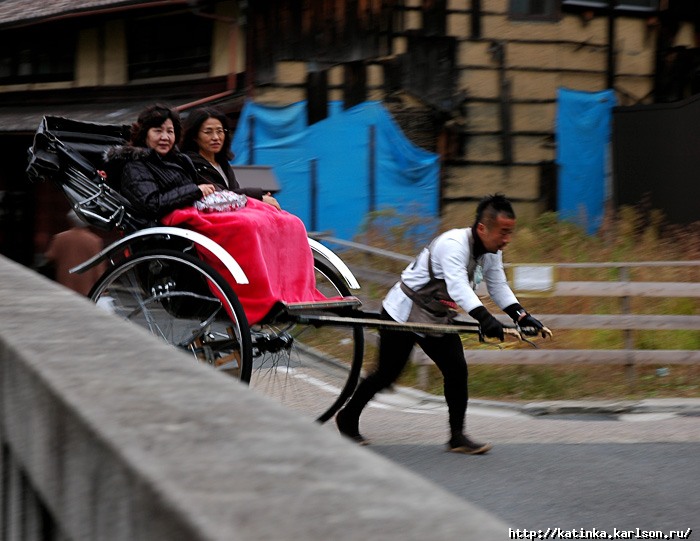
[181,107,233,161]
[130,103,182,148]
[473,193,515,229]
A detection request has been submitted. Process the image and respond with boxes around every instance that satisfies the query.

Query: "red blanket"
[162,198,328,324]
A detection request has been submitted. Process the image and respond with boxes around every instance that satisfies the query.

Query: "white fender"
[307,238,360,290]
[70,226,249,285]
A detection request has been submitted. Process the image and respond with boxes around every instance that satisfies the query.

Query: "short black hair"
[181,107,233,161]
[130,103,182,148]
[473,193,515,229]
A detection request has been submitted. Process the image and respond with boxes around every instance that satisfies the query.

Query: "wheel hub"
[252,330,294,354]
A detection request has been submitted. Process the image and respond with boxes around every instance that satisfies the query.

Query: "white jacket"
[382,228,518,323]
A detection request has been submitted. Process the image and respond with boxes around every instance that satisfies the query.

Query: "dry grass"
[397,363,700,401]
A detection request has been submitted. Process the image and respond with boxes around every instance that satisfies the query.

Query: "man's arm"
[483,253,552,339]
[435,237,505,340]
[435,236,482,313]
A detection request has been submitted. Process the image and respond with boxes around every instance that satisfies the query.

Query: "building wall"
[210,1,243,77]
[103,19,129,85]
[253,2,667,227]
[73,21,128,87]
[76,28,100,86]
[439,3,658,227]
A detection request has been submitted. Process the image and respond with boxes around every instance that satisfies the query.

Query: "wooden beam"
[523,314,700,330]
[551,281,700,298]
[465,349,700,365]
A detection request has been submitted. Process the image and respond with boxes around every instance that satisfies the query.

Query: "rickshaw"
[26,115,520,423]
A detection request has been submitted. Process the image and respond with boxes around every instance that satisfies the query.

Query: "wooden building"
[0,0,695,265]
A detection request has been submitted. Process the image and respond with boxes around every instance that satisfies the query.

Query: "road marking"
[619,412,678,422]
[291,373,342,395]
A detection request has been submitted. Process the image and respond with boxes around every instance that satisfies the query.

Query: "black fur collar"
[103,145,152,164]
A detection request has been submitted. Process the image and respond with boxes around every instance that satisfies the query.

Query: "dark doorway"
[613,95,700,225]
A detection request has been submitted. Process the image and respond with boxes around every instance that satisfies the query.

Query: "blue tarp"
[555,87,616,235]
[231,100,440,240]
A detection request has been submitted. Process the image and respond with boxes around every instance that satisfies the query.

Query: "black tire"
[249,259,364,423]
[89,249,253,381]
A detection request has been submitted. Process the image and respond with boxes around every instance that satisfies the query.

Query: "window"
[561,1,658,14]
[512,1,659,22]
[0,27,75,84]
[509,0,561,21]
[127,13,213,80]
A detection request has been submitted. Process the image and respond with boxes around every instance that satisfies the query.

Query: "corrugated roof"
[0,101,156,133]
[0,90,245,132]
[0,0,187,27]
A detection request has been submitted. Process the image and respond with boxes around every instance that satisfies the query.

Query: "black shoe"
[335,410,369,446]
[447,434,492,455]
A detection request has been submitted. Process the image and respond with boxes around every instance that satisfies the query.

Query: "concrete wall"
[0,255,507,541]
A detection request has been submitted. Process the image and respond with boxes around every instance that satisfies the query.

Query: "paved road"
[256,368,700,537]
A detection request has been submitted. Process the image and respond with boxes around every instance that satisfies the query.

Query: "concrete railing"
[0,255,507,541]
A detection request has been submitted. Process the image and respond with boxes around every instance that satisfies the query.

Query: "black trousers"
[342,311,469,436]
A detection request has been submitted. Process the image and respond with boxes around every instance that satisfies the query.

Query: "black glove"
[509,307,551,338]
[469,306,504,341]
[505,304,543,335]
[519,313,544,335]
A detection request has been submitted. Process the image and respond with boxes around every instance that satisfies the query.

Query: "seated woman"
[180,107,280,210]
[105,103,328,324]
[103,103,218,226]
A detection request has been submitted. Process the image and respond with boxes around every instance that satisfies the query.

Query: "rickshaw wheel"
[249,260,365,424]
[88,249,253,381]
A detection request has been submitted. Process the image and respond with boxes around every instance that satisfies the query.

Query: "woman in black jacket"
[181,107,280,210]
[104,104,218,225]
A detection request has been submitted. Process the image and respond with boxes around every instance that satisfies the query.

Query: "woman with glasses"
[181,107,280,209]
